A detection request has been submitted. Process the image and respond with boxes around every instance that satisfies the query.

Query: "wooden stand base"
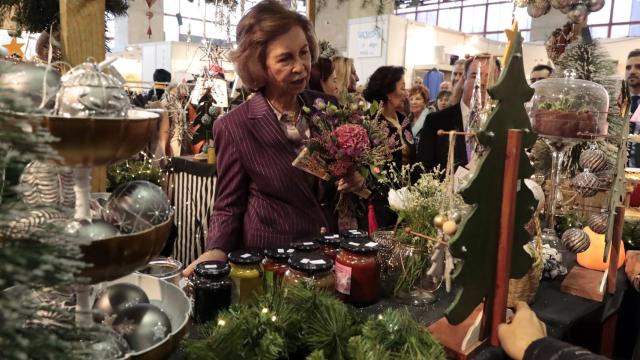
[560,266,606,302]
[428,305,486,360]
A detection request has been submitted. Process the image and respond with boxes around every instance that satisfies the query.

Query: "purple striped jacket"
[206,91,336,252]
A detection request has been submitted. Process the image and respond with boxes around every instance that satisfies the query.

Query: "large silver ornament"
[579,148,608,172]
[528,2,551,17]
[572,170,600,198]
[73,328,130,359]
[112,303,172,351]
[54,61,130,118]
[588,212,608,234]
[93,283,149,323]
[587,0,605,12]
[19,161,74,207]
[0,62,60,112]
[567,4,588,23]
[561,228,590,253]
[104,180,172,234]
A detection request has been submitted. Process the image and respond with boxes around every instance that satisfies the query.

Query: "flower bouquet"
[292,99,399,199]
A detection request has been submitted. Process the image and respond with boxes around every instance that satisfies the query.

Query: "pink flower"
[332,124,370,158]
[329,159,354,178]
[373,167,381,174]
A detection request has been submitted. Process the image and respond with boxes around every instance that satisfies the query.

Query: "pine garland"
[184,284,445,360]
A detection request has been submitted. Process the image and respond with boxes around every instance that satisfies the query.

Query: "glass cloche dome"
[529,71,609,143]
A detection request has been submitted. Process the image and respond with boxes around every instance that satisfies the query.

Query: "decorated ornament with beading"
[579,148,607,172]
[588,212,608,234]
[571,170,600,198]
[104,180,172,234]
[19,161,75,207]
[561,227,591,253]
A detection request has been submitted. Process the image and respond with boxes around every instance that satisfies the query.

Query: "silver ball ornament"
[104,180,172,234]
[77,219,120,240]
[571,171,600,198]
[528,1,551,17]
[73,328,130,360]
[567,4,588,23]
[54,61,130,118]
[92,283,149,323]
[588,213,608,234]
[579,148,607,172]
[587,0,605,11]
[448,210,462,224]
[0,62,60,112]
[19,161,74,207]
[112,303,172,351]
[561,228,590,253]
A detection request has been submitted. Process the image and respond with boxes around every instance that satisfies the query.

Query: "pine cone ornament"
[588,213,608,234]
[561,228,591,253]
[571,171,600,198]
[579,148,607,172]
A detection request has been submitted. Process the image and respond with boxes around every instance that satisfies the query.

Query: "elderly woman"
[308,57,338,96]
[362,66,415,228]
[185,0,362,274]
[408,84,430,146]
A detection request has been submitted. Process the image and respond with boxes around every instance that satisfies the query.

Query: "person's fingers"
[183,263,196,277]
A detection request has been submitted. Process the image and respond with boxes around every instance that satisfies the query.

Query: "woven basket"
[508,217,544,307]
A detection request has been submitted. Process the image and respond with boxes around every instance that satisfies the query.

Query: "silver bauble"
[19,161,74,207]
[567,4,588,23]
[550,0,564,9]
[587,0,605,11]
[104,180,171,234]
[0,62,60,112]
[447,210,462,224]
[571,171,600,198]
[92,283,149,323]
[561,228,590,253]
[72,328,130,360]
[528,2,551,17]
[579,148,608,172]
[54,61,130,118]
[112,303,172,351]
[77,219,120,240]
[588,213,608,234]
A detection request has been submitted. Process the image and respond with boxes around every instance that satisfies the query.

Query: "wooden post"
[607,205,624,294]
[307,0,316,25]
[489,129,522,347]
[60,0,107,192]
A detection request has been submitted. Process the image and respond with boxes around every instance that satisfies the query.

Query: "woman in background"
[408,85,430,146]
[332,56,359,100]
[308,57,338,96]
[435,90,452,111]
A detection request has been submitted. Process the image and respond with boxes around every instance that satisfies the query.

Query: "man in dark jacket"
[416,55,500,173]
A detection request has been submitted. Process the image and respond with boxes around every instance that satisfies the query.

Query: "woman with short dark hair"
[308,57,338,96]
[184,0,362,275]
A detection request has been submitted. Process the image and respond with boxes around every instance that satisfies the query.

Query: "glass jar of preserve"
[341,229,368,240]
[317,234,343,260]
[290,240,321,254]
[192,260,232,324]
[262,247,294,292]
[284,253,335,292]
[228,250,263,304]
[335,239,380,306]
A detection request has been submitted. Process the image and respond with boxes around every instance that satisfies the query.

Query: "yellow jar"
[228,250,263,304]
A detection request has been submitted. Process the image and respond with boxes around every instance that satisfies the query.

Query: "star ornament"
[3,37,25,58]
[502,21,519,66]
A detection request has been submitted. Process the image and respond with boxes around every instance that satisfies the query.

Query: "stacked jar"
[262,247,294,292]
[290,240,320,254]
[317,234,343,260]
[335,239,380,306]
[228,250,263,304]
[341,229,368,240]
[284,253,335,292]
[192,260,233,324]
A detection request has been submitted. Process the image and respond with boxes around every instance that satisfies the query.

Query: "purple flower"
[314,98,326,111]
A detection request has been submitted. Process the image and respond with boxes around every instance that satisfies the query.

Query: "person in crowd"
[439,80,452,93]
[333,55,359,99]
[435,90,452,111]
[408,84,430,145]
[413,77,423,87]
[627,49,640,167]
[184,0,363,275]
[417,54,501,173]
[449,58,467,106]
[147,68,171,102]
[363,66,415,227]
[530,64,553,84]
[452,58,466,85]
[498,302,608,360]
[308,56,338,96]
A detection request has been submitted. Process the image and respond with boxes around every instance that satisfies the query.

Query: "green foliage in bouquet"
[378,164,463,295]
[184,283,445,360]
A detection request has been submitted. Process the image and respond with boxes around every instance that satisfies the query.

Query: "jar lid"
[195,260,230,278]
[317,234,343,245]
[290,240,320,252]
[339,239,379,253]
[264,247,295,261]
[340,229,368,239]
[288,253,333,274]
[227,250,262,265]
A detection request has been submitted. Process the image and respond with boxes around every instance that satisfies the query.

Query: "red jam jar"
[340,229,369,240]
[290,240,321,254]
[317,234,343,260]
[262,247,294,292]
[335,239,380,306]
[284,253,335,293]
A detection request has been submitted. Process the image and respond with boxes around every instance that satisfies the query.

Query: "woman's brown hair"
[230,0,319,91]
[408,85,429,104]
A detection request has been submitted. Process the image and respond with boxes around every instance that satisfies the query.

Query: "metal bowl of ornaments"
[94,272,191,360]
[43,61,159,167]
[78,181,174,284]
[136,258,184,288]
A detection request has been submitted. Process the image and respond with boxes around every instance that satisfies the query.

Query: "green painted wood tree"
[445,31,537,325]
